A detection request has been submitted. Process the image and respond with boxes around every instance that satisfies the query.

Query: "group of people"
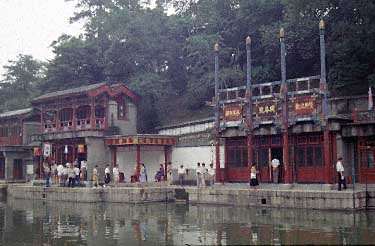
[44,158,87,188]
[92,164,120,188]
[195,162,216,188]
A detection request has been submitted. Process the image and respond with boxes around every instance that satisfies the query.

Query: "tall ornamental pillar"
[214,43,222,183]
[280,28,292,183]
[246,36,253,173]
[319,20,332,184]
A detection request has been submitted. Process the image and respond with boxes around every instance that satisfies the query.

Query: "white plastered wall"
[170,146,225,170]
[116,145,165,182]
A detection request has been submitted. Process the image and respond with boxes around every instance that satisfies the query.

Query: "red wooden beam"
[136,145,140,181]
[164,146,168,181]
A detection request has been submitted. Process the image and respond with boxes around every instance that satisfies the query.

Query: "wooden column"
[56,110,60,131]
[90,98,95,129]
[72,107,77,130]
[136,145,140,181]
[112,146,117,166]
[164,145,168,181]
[40,109,44,133]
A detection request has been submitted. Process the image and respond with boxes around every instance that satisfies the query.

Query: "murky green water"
[0,198,374,245]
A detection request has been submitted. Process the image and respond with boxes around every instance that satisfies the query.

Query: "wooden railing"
[0,136,22,146]
[43,117,105,133]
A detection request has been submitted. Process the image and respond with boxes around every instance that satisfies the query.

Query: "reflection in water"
[0,198,374,245]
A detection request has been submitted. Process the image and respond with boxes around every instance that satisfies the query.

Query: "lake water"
[0,198,374,245]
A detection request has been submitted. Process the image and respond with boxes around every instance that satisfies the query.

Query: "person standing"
[57,163,63,186]
[196,162,201,189]
[74,165,80,187]
[167,162,173,185]
[271,157,280,184]
[63,163,69,187]
[80,160,87,181]
[93,165,99,188]
[104,165,111,187]
[178,165,185,186]
[140,163,147,185]
[51,162,58,184]
[201,163,207,188]
[336,157,347,191]
[67,163,75,188]
[113,165,120,187]
[208,163,215,186]
[44,164,51,187]
[250,166,259,190]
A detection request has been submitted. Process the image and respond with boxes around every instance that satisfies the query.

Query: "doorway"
[271,147,283,183]
[13,159,23,180]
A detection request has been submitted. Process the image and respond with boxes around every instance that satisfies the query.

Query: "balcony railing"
[43,117,106,133]
[0,136,22,146]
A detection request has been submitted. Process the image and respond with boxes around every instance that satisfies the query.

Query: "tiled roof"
[0,108,33,118]
[32,82,106,102]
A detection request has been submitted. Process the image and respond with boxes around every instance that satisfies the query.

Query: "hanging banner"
[78,144,85,153]
[33,147,41,156]
[43,143,51,157]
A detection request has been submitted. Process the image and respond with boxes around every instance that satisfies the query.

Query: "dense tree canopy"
[1,0,374,132]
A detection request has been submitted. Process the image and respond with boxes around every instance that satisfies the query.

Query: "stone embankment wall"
[183,187,375,211]
[7,185,174,204]
[5,184,375,211]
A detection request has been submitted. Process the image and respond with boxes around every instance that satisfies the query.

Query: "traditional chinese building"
[0,108,40,181]
[31,82,176,181]
[155,21,375,185]
[31,82,139,179]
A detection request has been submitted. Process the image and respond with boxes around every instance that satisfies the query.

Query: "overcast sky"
[0,0,83,78]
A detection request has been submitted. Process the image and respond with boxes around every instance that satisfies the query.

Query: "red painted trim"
[323,125,331,184]
[90,99,95,129]
[136,145,140,181]
[248,133,253,174]
[88,84,141,103]
[164,146,168,181]
[40,109,44,133]
[113,146,117,166]
[215,136,221,183]
[72,107,77,130]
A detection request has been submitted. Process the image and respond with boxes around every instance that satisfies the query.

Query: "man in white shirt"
[57,163,64,186]
[93,165,99,188]
[104,165,110,187]
[178,165,185,186]
[271,158,280,184]
[208,163,216,186]
[336,157,347,191]
[74,165,80,187]
[80,160,87,181]
[113,165,120,187]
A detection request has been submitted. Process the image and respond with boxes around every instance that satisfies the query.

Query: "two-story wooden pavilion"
[31,82,140,178]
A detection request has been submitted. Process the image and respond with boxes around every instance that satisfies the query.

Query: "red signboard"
[293,96,316,115]
[255,100,278,119]
[105,137,176,146]
[223,104,242,121]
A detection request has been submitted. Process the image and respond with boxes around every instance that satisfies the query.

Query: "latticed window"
[118,100,127,120]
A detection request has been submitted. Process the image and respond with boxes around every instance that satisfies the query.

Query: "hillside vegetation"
[1,0,374,132]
